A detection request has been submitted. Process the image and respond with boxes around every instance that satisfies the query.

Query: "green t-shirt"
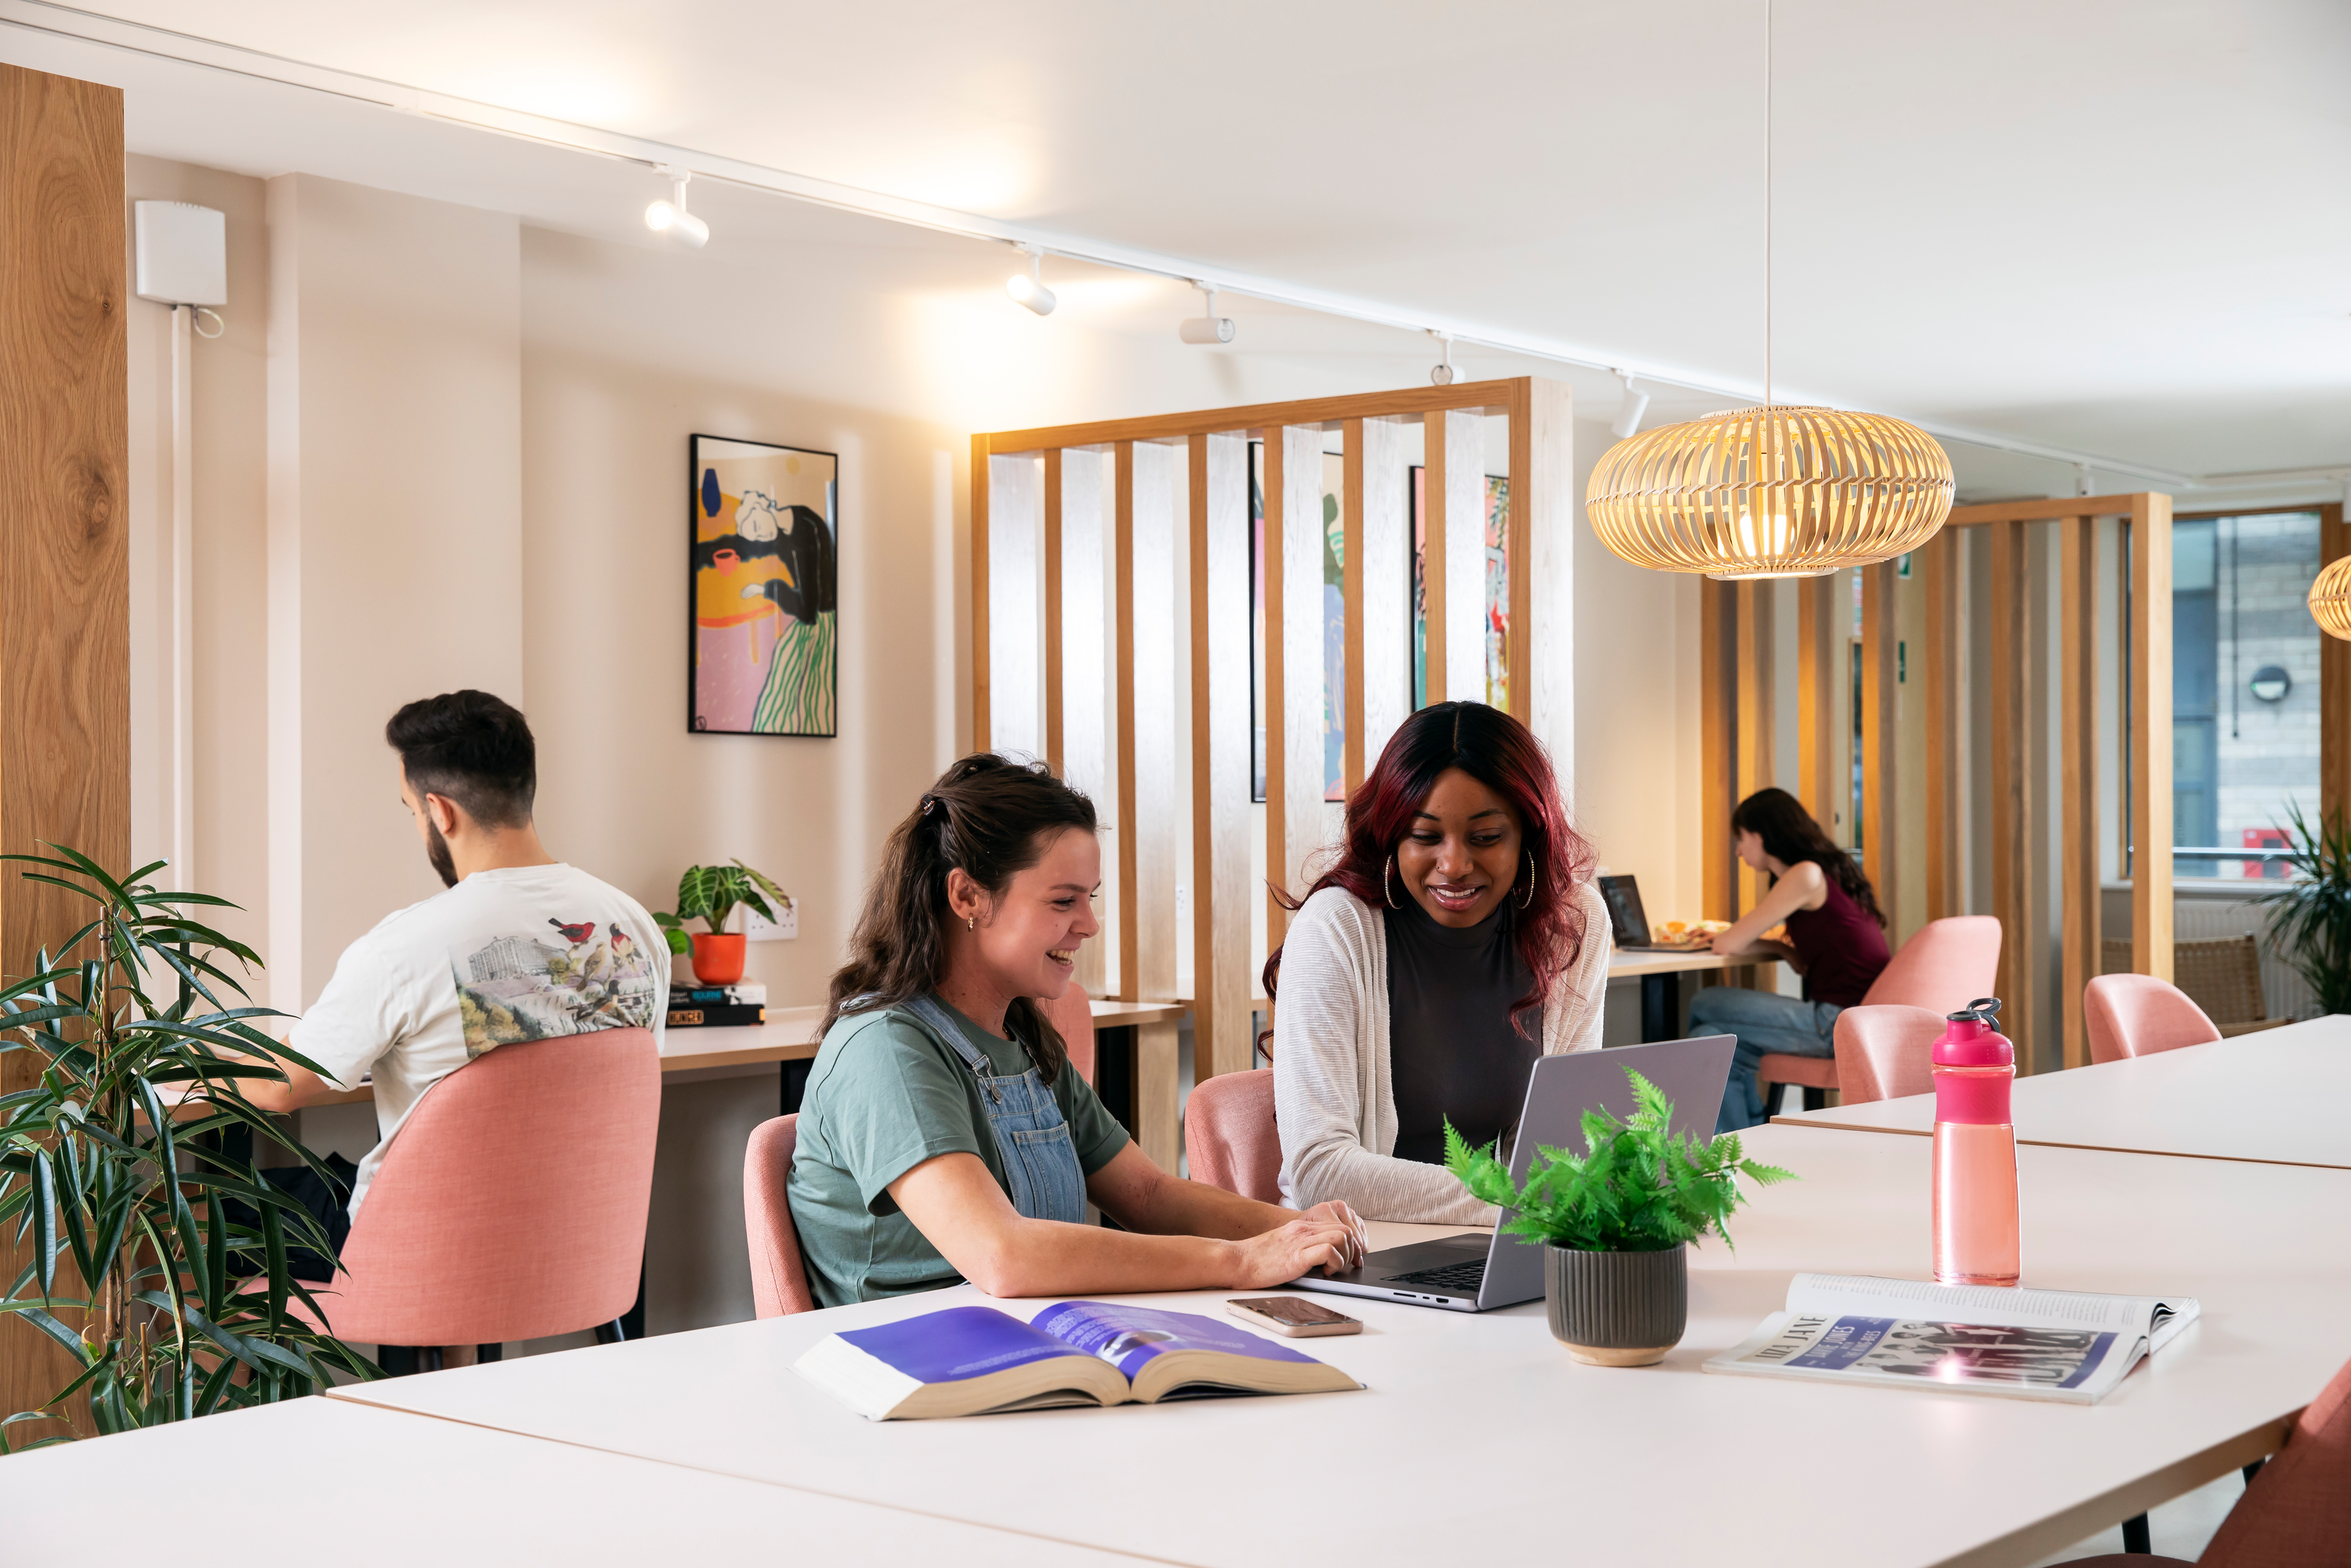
[787,994,1131,1308]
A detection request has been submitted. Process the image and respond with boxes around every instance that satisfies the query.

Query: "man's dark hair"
[385,690,537,829]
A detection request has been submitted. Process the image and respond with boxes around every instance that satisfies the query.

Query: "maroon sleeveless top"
[1782,875,1890,1007]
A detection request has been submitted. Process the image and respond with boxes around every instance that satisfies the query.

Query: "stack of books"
[666,981,768,1029]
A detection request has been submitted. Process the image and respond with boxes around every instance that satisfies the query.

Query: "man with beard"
[236,690,667,1234]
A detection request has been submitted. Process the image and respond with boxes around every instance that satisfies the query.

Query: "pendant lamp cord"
[1764,0,1772,412]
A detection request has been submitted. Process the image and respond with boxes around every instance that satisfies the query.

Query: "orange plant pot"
[690,932,746,986]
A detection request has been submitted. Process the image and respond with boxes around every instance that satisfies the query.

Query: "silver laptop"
[1292,1033,1736,1313]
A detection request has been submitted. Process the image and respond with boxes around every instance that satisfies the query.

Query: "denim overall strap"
[900,995,1088,1225]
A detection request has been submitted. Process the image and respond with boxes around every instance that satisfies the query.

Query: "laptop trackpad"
[1367,1234,1489,1280]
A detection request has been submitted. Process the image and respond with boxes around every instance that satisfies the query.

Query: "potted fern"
[0,847,379,1449]
[653,860,792,986]
[2251,803,2351,1018]
[1445,1067,1793,1366]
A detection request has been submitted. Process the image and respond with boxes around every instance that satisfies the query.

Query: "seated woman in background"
[787,753,1365,1308]
[1269,701,1611,1225]
[1694,787,1891,1133]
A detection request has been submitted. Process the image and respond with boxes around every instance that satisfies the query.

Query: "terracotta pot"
[1544,1243,1687,1367]
[690,932,747,985]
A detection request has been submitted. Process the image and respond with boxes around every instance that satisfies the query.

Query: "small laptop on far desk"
[1291,1032,1735,1313]
[1599,874,1708,953]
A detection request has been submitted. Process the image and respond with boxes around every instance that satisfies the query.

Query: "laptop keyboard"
[1387,1258,1487,1292]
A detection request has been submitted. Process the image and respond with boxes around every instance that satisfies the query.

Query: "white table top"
[0,1389,1137,1566]
[1778,1014,2351,1170]
[323,1124,2351,1568]
[1607,946,1778,978]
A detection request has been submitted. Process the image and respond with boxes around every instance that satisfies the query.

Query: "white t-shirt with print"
[291,864,669,1217]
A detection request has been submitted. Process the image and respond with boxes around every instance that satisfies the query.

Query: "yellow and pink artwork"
[690,434,838,737]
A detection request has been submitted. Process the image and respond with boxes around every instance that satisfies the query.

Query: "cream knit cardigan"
[1271,881,1614,1225]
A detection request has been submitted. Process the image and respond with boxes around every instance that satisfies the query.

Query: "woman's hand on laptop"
[1300,1200,1367,1272]
[1228,1201,1366,1287]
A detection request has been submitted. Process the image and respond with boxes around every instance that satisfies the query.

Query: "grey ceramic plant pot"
[1544,1243,1688,1366]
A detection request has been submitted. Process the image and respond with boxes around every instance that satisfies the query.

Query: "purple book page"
[1031,1302,1319,1382]
[838,1305,1089,1384]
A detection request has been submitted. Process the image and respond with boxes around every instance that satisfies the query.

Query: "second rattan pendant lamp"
[1587,1,1955,580]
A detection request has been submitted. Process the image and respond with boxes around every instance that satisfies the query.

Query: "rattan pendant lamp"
[2309,555,2351,640]
[1587,1,1954,580]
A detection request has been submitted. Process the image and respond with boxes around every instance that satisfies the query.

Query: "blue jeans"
[1688,986,1844,1134]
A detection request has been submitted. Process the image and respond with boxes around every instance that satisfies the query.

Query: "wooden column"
[2130,494,2174,981]
[1701,581,1736,922]
[1734,581,1774,916]
[1918,532,1954,920]
[1114,440,1180,1164]
[2059,514,2100,1068]
[1796,574,1834,825]
[2321,502,2350,827]
[970,435,991,749]
[0,61,129,1438]
[1189,433,1252,1081]
[1860,559,1900,942]
[1265,426,1325,938]
[1986,522,2037,1057]
[1041,449,1065,773]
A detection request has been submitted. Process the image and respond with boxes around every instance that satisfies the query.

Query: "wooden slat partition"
[1440,408,1487,704]
[1701,581,1736,922]
[1273,424,1326,939]
[2129,494,2174,981]
[1521,378,1574,766]
[2059,516,2099,1068]
[1918,532,1954,920]
[971,435,991,748]
[1734,581,1773,918]
[1860,562,1899,941]
[1796,574,1831,825]
[1114,440,1181,1165]
[1041,449,1066,771]
[1189,433,1252,1081]
[1984,519,2037,1059]
[1359,417,1411,780]
[1341,419,1367,792]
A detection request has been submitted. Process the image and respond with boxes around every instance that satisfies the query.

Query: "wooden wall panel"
[982,454,1043,756]
[1795,575,1830,824]
[2321,502,2350,826]
[1986,523,2036,1059]
[1358,416,1411,767]
[1341,418,1366,791]
[0,60,129,1439]
[1041,449,1065,772]
[970,433,991,749]
[1115,441,1179,1004]
[1422,411,1449,704]
[1189,433,1252,1081]
[1442,409,1486,705]
[1860,559,1900,943]
[2059,516,2099,1069]
[1918,532,1953,920]
[1277,427,1327,904]
[1734,581,1773,915]
[2130,495,2174,980]
[1701,581,1735,922]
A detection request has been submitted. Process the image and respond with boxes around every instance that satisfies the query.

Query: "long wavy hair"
[1731,786,1885,928]
[823,753,1098,1082]
[1264,702,1595,1036]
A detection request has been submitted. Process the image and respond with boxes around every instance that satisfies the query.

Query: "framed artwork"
[1248,442,1348,802]
[689,434,839,737]
[1409,466,1510,712]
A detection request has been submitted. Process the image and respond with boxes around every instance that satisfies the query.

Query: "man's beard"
[424,818,458,889]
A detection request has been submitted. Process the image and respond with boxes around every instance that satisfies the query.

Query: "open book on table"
[795,1301,1364,1421]
[1704,1273,2201,1405]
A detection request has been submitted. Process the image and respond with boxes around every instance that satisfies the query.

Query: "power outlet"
[741,900,797,941]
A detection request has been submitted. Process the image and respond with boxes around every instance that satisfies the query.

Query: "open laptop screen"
[1597,875,1650,949]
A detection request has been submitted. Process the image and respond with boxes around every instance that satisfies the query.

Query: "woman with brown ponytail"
[787,753,1365,1308]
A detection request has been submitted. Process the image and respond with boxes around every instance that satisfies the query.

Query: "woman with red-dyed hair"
[1266,701,1610,1223]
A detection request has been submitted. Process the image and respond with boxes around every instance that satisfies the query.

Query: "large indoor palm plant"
[2251,805,2351,1019]
[0,847,377,1452]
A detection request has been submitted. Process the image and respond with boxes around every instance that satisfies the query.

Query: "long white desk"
[322,1123,2351,1568]
[1606,946,1780,1041]
[1778,1014,2351,1170]
[0,1389,1139,1566]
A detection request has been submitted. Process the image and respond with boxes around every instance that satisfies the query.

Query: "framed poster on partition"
[688,434,839,737]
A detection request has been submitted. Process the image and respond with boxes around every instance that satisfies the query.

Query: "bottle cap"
[1934,998,2013,1066]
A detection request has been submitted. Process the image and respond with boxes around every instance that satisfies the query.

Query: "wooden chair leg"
[592,1319,626,1345]
[2121,1512,2151,1554]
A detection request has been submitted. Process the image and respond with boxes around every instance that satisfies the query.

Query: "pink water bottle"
[1931,998,2021,1287]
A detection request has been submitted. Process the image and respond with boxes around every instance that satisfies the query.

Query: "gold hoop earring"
[1384,854,1402,910]
[1517,850,1538,910]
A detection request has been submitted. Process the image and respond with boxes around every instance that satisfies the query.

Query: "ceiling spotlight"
[1429,331,1463,386]
[1179,282,1236,345]
[644,166,708,249]
[1610,371,1650,439]
[1007,246,1056,315]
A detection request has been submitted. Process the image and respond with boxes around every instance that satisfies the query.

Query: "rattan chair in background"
[2099,934,2289,1038]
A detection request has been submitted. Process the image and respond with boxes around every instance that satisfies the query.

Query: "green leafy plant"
[0,847,379,1452]
[1444,1066,1795,1254]
[2251,803,2351,1019]
[652,860,792,956]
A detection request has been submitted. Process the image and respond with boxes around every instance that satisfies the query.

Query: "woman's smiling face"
[1395,768,1523,929]
[955,827,1102,1000]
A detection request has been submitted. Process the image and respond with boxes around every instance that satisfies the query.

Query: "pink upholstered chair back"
[744,1114,817,1318]
[324,1027,660,1347]
[1861,915,2002,1014]
[1831,1005,1944,1105]
[1041,983,1096,1084]
[2083,972,2222,1066]
[2202,1351,2351,1566]
[1184,1068,1281,1203]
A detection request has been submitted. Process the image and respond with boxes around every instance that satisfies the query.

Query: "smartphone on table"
[1224,1296,1364,1337]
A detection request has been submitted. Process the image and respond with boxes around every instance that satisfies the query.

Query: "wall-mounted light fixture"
[1006,245,1057,315]
[1178,282,1235,344]
[1610,371,1650,439]
[2249,664,2292,703]
[644,166,709,248]
[1429,331,1463,386]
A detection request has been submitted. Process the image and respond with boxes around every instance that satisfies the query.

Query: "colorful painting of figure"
[1247,443,1348,802]
[1409,467,1510,711]
[690,435,838,737]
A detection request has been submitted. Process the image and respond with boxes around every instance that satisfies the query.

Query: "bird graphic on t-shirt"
[549,918,597,945]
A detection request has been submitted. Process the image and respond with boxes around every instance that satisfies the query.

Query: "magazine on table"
[1703,1273,2201,1405]
[794,1301,1364,1420]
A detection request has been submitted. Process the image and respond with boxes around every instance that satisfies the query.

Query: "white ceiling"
[9,0,2349,491]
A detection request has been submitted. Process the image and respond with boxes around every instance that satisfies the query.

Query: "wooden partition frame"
[973,380,1574,1163]
[1704,494,2175,1074]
